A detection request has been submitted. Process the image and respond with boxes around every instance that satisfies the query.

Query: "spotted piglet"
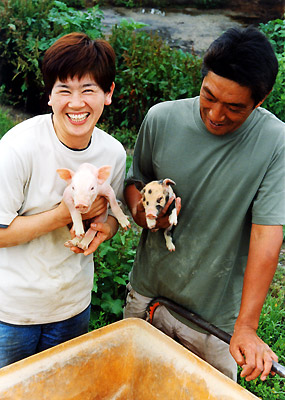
[139,179,178,252]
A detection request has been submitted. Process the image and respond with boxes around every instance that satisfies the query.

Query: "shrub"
[259,19,285,122]
[237,264,285,399]
[0,106,16,138]
[262,52,285,122]
[89,225,141,330]
[259,19,285,55]
[106,0,171,6]
[102,19,202,130]
[0,0,103,113]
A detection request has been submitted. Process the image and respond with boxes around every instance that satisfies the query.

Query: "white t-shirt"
[0,114,126,324]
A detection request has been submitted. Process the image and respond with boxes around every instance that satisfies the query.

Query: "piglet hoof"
[118,216,130,230]
[74,231,84,239]
[169,215,178,226]
[64,237,81,248]
[167,244,176,252]
[77,242,88,251]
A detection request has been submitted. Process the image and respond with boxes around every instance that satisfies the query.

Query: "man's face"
[48,75,114,149]
[200,71,258,136]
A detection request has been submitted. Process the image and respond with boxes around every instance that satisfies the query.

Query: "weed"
[90,226,141,329]
[0,106,16,138]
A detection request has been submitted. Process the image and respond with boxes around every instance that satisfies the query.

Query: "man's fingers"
[160,195,175,216]
[175,197,182,215]
[241,354,264,381]
[231,347,245,367]
[238,345,278,381]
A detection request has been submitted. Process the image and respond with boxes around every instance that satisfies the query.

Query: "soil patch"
[101,6,245,54]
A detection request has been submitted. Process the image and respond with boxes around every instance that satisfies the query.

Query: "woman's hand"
[69,215,119,256]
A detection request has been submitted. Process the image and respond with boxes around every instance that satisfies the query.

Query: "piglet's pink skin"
[57,163,130,251]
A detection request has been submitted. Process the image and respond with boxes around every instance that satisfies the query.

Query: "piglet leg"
[164,207,177,252]
[100,186,130,230]
[164,225,175,252]
[77,211,108,251]
[64,209,85,248]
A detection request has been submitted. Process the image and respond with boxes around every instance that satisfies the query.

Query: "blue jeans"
[0,305,91,368]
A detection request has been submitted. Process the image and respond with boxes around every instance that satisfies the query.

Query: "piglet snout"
[75,203,89,213]
[146,213,157,220]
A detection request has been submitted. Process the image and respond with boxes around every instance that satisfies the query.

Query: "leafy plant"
[102,19,202,130]
[0,0,103,113]
[101,0,171,6]
[237,263,285,399]
[0,106,16,138]
[259,19,285,55]
[89,225,141,330]
[259,19,285,121]
[262,52,285,122]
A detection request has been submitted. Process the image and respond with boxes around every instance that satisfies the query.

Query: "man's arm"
[230,224,283,381]
[124,183,147,228]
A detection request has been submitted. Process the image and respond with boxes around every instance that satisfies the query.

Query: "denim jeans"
[0,304,91,368]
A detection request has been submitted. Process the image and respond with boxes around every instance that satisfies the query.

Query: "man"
[0,33,126,367]
[124,27,284,382]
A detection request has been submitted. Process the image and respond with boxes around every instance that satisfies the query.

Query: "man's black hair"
[202,27,278,106]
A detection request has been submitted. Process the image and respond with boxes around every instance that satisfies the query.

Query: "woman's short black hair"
[42,32,116,94]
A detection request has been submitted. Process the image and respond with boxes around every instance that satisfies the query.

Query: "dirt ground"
[101,6,245,54]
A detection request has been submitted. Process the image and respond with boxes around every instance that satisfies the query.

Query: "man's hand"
[134,195,181,230]
[230,325,278,381]
[151,196,181,230]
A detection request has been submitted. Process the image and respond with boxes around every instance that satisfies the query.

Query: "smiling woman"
[42,33,116,150]
[48,76,114,149]
[0,32,127,368]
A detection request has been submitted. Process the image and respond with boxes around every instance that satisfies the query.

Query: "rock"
[226,0,284,23]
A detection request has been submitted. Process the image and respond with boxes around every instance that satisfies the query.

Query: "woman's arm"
[0,196,107,248]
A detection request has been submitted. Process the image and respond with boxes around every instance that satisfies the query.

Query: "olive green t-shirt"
[127,97,285,333]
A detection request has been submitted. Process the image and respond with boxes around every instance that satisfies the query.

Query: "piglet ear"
[97,165,112,184]
[57,168,74,184]
[163,178,176,186]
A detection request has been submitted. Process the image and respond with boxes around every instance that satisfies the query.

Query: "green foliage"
[262,52,285,122]
[0,106,16,138]
[259,19,285,122]
[61,0,85,8]
[259,19,285,55]
[237,267,285,399]
[98,121,138,149]
[107,0,171,6]
[89,226,141,330]
[111,0,136,7]
[102,20,202,130]
[0,0,103,113]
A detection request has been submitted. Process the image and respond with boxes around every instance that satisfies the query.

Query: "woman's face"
[48,74,114,149]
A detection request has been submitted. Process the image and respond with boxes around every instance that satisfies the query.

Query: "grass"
[0,106,17,138]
